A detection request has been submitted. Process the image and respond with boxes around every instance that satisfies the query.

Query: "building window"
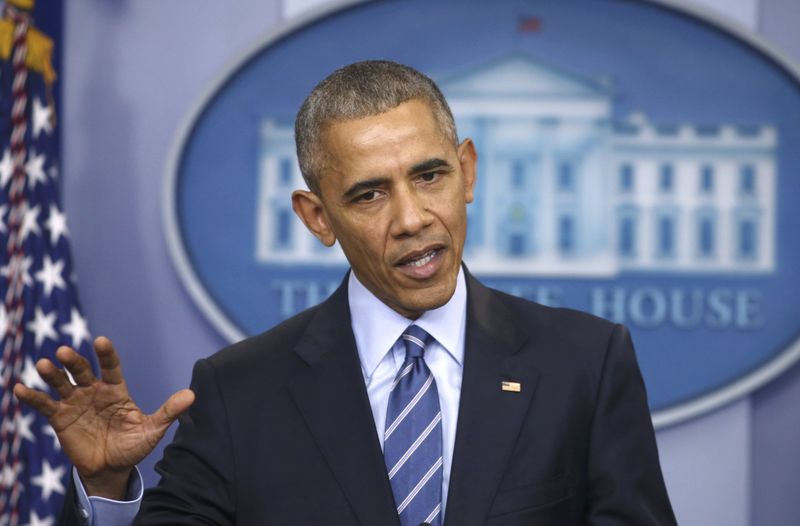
[700,165,714,193]
[698,216,715,257]
[657,216,675,258]
[619,164,634,192]
[279,158,293,185]
[618,215,636,258]
[558,215,574,254]
[740,165,756,196]
[510,204,525,224]
[511,160,525,189]
[659,164,674,192]
[697,125,720,137]
[557,161,575,192]
[276,209,292,248]
[738,218,757,259]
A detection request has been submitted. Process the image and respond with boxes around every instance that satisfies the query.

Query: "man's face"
[292,99,477,319]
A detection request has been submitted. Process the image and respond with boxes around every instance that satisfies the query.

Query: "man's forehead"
[323,102,444,153]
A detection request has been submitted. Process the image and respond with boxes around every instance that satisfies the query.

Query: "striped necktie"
[384,325,443,526]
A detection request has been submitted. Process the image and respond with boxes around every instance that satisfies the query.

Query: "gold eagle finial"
[0,0,57,85]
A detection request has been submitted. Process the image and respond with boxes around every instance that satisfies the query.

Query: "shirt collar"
[348,267,467,380]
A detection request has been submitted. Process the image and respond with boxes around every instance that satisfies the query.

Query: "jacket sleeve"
[134,358,236,525]
[584,324,677,525]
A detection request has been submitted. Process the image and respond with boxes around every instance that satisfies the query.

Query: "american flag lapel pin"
[501,381,521,393]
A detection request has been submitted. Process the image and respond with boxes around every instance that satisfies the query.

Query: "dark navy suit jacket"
[62,271,676,525]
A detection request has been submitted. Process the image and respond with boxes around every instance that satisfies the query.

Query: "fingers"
[151,389,195,430]
[36,358,75,399]
[55,345,96,387]
[13,382,58,418]
[93,336,124,385]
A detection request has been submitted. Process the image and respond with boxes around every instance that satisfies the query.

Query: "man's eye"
[419,172,440,183]
[356,190,378,202]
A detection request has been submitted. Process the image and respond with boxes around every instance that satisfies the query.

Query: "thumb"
[151,388,195,429]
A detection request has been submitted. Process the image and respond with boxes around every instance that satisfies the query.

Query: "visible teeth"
[407,250,436,267]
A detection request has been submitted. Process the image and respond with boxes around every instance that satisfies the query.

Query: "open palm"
[14,336,194,498]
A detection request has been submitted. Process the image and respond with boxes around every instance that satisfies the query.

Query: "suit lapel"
[288,281,400,526]
[444,273,540,526]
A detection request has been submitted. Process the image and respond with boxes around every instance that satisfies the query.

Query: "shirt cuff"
[72,466,143,526]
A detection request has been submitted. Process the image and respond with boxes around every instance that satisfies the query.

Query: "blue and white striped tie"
[384,325,443,526]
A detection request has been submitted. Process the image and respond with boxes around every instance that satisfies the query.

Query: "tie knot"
[401,325,432,359]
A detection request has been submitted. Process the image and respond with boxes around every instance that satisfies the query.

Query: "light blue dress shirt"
[349,268,467,522]
[75,268,467,525]
[73,468,142,525]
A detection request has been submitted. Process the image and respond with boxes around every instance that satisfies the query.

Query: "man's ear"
[291,190,337,246]
[457,138,478,204]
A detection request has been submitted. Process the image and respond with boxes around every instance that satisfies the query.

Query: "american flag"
[0,3,95,525]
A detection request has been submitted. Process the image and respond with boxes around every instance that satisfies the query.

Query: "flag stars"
[24,510,54,526]
[0,304,8,338]
[21,204,42,241]
[45,205,69,244]
[31,459,66,501]
[32,97,54,139]
[15,411,36,443]
[62,308,90,348]
[1,254,34,287]
[35,255,66,297]
[21,355,48,390]
[26,307,58,348]
[0,463,21,487]
[25,150,48,189]
[42,424,61,451]
[0,148,12,187]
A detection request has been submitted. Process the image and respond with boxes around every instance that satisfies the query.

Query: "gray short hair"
[294,60,457,194]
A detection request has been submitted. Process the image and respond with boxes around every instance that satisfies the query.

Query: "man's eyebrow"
[409,158,451,175]
[342,177,391,200]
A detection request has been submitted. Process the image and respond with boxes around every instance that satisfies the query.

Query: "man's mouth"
[402,248,439,267]
[395,247,445,278]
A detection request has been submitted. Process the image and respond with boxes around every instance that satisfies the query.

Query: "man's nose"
[390,186,433,237]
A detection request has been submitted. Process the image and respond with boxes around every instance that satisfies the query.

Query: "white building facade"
[255,55,776,276]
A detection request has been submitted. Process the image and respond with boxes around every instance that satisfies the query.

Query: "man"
[15,61,676,525]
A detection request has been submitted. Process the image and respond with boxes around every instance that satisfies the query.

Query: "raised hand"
[13,336,195,499]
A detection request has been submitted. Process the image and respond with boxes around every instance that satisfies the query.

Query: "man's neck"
[347,267,467,379]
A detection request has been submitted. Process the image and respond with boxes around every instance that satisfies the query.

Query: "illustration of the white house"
[255,55,777,276]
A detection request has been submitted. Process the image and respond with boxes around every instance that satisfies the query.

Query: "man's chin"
[391,281,458,319]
